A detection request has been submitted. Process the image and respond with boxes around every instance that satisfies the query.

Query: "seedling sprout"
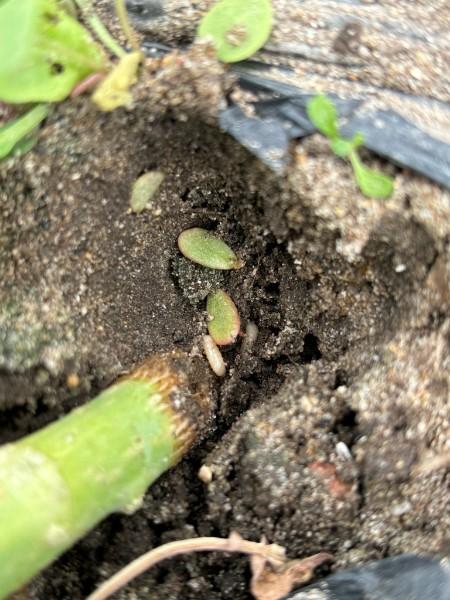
[307,94,394,199]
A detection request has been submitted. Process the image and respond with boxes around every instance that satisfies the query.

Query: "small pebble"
[66,373,80,389]
[391,500,412,516]
[336,441,353,461]
[198,464,213,484]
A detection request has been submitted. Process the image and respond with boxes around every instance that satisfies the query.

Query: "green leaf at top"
[350,151,394,199]
[197,0,273,63]
[0,0,107,103]
[306,94,339,139]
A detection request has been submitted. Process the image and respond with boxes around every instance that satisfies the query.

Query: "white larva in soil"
[202,335,226,377]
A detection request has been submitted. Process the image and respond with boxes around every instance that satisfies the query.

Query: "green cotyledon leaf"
[306,94,339,139]
[207,289,241,346]
[0,0,107,103]
[178,228,243,270]
[350,151,394,199]
[197,0,273,63]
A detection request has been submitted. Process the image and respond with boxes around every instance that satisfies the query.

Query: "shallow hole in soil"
[0,106,439,599]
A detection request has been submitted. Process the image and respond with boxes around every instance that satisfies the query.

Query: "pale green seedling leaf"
[0,0,107,103]
[306,94,339,139]
[350,151,394,199]
[0,104,49,159]
[207,289,240,346]
[130,170,165,213]
[178,228,243,270]
[197,0,273,63]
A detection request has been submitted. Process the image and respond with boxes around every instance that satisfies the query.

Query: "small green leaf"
[178,228,243,270]
[207,289,240,346]
[350,151,394,199]
[0,105,49,159]
[130,171,165,213]
[0,0,106,103]
[197,0,273,63]
[306,94,338,139]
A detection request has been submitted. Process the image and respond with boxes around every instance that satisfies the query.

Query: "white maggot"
[202,335,226,377]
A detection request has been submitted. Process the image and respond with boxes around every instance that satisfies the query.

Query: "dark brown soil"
[1,1,449,597]
[1,94,449,600]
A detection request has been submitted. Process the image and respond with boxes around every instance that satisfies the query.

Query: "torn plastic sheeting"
[340,110,450,189]
[219,105,290,172]
[233,69,361,117]
[251,99,311,138]
[283,554,450,600]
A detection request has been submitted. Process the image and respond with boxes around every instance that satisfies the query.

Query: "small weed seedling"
[307,94,394,199]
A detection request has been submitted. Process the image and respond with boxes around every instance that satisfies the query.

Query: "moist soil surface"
[1,3,450,599]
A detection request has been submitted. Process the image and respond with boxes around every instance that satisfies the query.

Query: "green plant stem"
[74,0,126,57]
[114,0,140,53]
[0,351,214,599]
[0,104,49,159]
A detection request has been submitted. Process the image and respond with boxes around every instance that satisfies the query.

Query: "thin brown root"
[86,533,286,600]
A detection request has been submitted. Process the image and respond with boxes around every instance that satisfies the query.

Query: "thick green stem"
[0,351,214,599]
[0,104,49,159]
